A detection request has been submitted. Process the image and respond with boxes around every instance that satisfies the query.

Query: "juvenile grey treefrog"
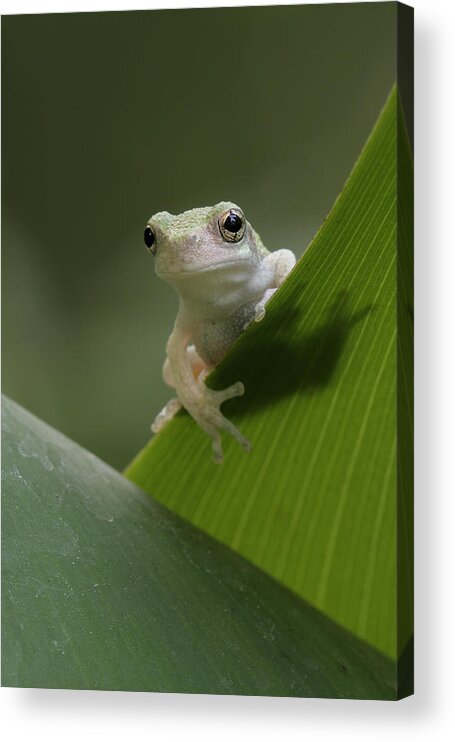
[144,201,296,462]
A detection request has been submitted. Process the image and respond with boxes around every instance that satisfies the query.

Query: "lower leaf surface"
[2,396,395,698]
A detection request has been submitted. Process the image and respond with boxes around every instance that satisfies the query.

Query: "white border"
[1,0,455,739]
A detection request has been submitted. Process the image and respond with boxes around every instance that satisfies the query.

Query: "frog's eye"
[144,226,157,255]
[219,209,245,243]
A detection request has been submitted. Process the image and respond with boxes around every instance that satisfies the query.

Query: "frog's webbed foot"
[151,397,182,434]
[194,374,251,463]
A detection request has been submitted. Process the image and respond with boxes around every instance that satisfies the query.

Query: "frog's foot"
[151,397,182,434]
[194,376,251,463]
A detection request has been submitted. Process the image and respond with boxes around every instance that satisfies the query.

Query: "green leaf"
[126,86,413,661]
[2,395,396,698]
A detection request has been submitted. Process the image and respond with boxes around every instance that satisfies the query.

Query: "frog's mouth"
[157,257,254,277]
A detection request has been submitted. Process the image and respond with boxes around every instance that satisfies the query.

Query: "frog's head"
[143,201,264,282]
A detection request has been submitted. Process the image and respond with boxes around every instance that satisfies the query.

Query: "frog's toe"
[151,397,182,433]
[240,436,253,453]
[218,415,252,453]
[211,432,224,464]
[213,381,245,403]
[204,409,251,462]
[254,288,276,323]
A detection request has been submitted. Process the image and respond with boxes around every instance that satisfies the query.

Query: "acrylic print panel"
[1,2,414,699]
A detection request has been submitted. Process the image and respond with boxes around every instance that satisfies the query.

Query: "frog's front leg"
[162,316,251,463]
[254,249,296,322]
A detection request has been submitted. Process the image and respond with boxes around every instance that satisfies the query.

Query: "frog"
[144,201,296,463]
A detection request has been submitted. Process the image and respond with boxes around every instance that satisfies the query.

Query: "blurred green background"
[2,3,396,470]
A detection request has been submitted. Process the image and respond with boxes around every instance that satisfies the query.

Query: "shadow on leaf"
[214,289,374,414]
